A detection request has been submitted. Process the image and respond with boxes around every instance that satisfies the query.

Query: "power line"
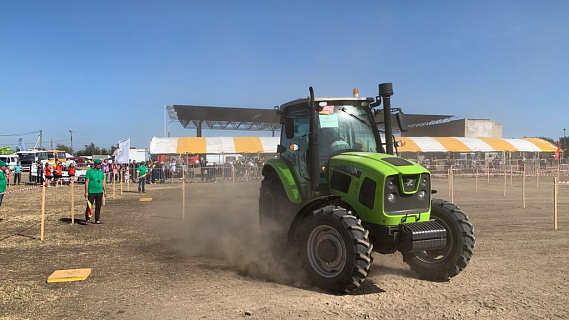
[0,130,40,137]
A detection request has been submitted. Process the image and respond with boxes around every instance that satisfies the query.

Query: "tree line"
[56,142,118,157]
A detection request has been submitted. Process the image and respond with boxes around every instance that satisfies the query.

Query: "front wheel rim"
[306,225,347,278]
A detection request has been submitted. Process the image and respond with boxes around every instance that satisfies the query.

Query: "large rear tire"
[403,199,475,281]
[298,205,373,293]
[259,174,294,245]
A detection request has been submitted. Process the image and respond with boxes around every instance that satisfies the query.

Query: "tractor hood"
[329,152,429,178]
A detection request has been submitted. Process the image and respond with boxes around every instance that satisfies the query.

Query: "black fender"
[287,195,343,245]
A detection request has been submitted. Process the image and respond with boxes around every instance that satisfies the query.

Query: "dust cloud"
[161,182,307,285]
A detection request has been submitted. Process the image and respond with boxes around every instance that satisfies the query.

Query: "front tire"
[299,205,373,293]
[403,199,475,281]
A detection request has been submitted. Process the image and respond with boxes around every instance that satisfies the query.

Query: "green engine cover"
[327,152,431,226]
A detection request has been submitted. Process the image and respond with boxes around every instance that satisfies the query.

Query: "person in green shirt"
[136,161,148,193]
[0,160,7,208]
[84,159,106,224]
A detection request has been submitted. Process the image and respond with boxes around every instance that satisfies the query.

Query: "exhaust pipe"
[379,83,394,155]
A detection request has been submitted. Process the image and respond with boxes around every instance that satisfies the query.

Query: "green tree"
[76,142,117,157]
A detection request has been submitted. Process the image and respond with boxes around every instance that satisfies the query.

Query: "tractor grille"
[384,173,430,215]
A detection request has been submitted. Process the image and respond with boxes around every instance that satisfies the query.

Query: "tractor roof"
[280,96,374,112]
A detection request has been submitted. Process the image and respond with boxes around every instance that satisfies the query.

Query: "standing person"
[169,160,176,181]
[136,161,148,193]
[4,166,10,187]
[54,161,63,186]
[131,160,137,182]
[44,163,52,187]
[68,162,76,184]
[102,159,110,183]
[13,162,22,185]
[0,161,7,211]
[36,162,44,185]
[200,157,208,182]
[84,159,106,224]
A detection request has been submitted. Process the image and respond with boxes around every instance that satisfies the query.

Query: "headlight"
[421,178,428,187]
[418,190,427,200]
[387,193,396,203]
[388,180,396,190]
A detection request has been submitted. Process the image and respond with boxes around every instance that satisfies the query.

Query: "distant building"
[402,119,502,138]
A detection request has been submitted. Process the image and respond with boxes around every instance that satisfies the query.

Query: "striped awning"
[395,137,557,153]
[149,137,280,154]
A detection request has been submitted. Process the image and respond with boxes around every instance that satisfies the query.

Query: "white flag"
[117,139,130,164]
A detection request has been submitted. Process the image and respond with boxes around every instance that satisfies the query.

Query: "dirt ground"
[1,174,568,320]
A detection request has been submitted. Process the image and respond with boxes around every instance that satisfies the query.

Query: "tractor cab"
[278,96,384,193]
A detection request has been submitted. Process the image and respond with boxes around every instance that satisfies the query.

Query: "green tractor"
[259,83,474,293]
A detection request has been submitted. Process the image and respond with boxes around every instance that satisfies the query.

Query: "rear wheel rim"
[415,217,454,264]
[306,225,347,278]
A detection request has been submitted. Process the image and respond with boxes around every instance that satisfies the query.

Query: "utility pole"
[564,128,566,149]
[39,130,43,150]
[51,138,53,149]
[69,130,74,155]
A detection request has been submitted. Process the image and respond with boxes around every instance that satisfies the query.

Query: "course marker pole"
[487,161,490,184]
[522,164,526,209]
[503,165,507,197]
[182,166,186,220]
[554,177,558,230]
[120,171,123,196]
[451,167,454,203]
[475,166,479,192]
[71,179,75,224]
[510,165,513,186]
[41,185,46,241]
[113,177,116,200]
[447,167,451,197]
[127,165,130,192]
[537,167,540,188]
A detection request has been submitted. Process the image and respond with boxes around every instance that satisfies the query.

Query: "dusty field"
[1,175,569,319]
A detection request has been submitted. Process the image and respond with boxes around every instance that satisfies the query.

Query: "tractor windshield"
[318,103,379,157]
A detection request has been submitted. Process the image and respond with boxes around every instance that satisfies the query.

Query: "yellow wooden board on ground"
[47,268,91,283]
[139,198,152,202]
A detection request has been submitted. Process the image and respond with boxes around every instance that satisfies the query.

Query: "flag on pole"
[117,139,130,164]
[86,198,93,218]
[18,138,25,151]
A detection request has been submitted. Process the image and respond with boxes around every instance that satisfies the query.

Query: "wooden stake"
[113,178,116,199]
[487,161,490,184]
[182,168,186,220]
[554,177,558,231]
[71,179,75,224]
[503,165,507,197]
[41,185,46,241]
[120,174,123,196]
[475,166,479,192]
[510,165,513,186]
[522,164,526,209]
[448,167,451,198]
[450,167,454,203]
[537,167,540,188]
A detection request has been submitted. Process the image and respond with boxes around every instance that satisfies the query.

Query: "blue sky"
[1,1,568,150]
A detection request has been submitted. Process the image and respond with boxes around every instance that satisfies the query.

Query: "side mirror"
[396,112,408,132]
[285,118,295,139]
